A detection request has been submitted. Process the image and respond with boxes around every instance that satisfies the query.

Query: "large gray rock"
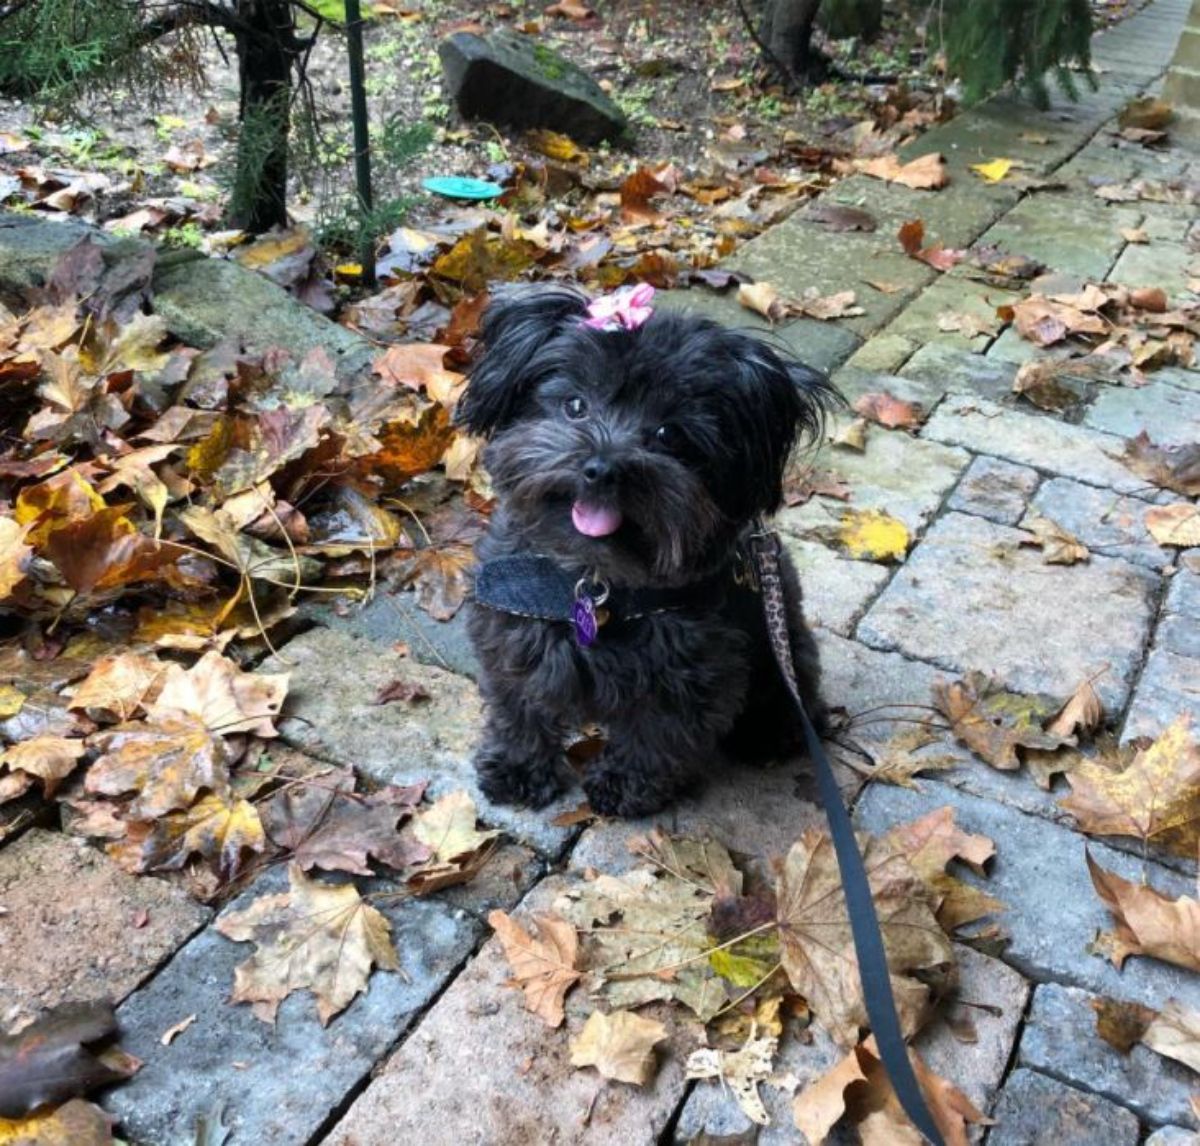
[988,1069,1141,1146]
[438,31,628,144]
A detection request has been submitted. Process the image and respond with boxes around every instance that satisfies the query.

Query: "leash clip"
[572,574,610,647]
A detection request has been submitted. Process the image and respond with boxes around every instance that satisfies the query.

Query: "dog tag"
[571,595,600,647]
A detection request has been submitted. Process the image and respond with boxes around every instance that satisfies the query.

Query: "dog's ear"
[458,286,590,437]
[723,336,841,516]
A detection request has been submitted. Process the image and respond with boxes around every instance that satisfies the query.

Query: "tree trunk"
[762,0,825,84]
[232,0,294,233]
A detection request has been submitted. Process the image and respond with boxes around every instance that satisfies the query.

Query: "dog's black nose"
[582,456,613,485]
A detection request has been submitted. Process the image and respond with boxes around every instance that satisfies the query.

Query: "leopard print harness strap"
[749,525,945,1146]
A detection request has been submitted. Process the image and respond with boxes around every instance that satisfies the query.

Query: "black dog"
[458,284,836,818]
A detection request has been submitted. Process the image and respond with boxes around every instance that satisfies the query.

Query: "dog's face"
[458,286,834,585]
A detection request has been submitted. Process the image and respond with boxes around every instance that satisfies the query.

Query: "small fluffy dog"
[459,284,836,818]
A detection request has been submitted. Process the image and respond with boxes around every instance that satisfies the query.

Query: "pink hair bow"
[581,284,655,332]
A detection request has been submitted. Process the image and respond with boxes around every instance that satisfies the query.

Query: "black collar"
[473,553,740,645]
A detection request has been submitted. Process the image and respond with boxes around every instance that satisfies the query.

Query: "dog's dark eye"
[654,424,678,449]
[563,396,588,420]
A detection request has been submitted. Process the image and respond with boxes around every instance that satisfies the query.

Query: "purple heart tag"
[571,596,599,647]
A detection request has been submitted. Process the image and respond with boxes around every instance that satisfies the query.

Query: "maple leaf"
[862,737,958,789]
[852,392,925,431]
[488,909,581,1028]
[970,157,1013,183]
[94,443,178,538]
[792,1036,987,1146]
[1119,432,1200,497]
[0,735,86,796]
[932,674,1070,771]
[1002,296,1107,347]
[685,1027,777,1125]
[1145,504,1200,548]
[110,792,267,877]
[1019,514,1089,565]
[1046,677,1105,740]
[896,219,966,271]
[406,789,500,894]
[216,863,399,1025]
[569,1009,668,1085]
[1091,996,1157,1053]
[86,714,235,818]
[1087,851,1200,973]
[775,828,954,1047]
[372,343,464,406]
[858,152,949,190]
[831,417,868,451]
[44,507,179,597]
[68,651,164,722]
[1142,1000,1200,1074]
[0,1001,134,1118]
[1060,716,1200,856]
[263,770,427,875]
[0,518,33,600]
[620,164,676,221]
[147,650,288,738]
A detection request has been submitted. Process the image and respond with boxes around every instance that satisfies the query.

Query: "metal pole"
[345,0,376,287]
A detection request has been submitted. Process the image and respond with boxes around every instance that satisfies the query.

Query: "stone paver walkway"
[3,1,1199,1142]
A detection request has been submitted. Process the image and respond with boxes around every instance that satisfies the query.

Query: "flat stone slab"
[1160,571,1200,659]
[840,331,919,375]
[1083,379,1200,449]
[988,1068,1141,1146]
[1123,646,1200,742]
[922,394,1151,496]
[1107,239,1200,300]
[0,829,208,1026]
[974,193,1140,280]
[777,430,970,540]
[1019,982,1197,1129]
[948,455,1041,525]
[1025,476,1178,570]
[882,275,1021,356]
[325,876,691,1146]
[779,535,890,636]
[855,780,1200,1011]
[264,627,577,857]
[1145,1128,1200,1145]
[898,342,1020,405]
[858,511,1158,712]
[104,867,480,1146]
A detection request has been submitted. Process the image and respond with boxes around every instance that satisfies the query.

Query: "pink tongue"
[572,502,623,538]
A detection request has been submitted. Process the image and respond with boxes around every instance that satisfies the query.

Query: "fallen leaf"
[372,343,463,404]
[804,202,877,232]
[1142,999,1200,1073]
[1121,227,1149,244]
[1091,996,1156,1053]
[0,519,32,600]
[1011,358,1087,413]
[686,1027,777,1125]
[373,679,431,705]
[852,392,925,431]
[970,158,1013,183]
[216,863,399,1025]
[1119,432,1200,497]
[159,1014,197,1046]
[858,152,949,190]
[1145,504,1200,548]
[797,290,864,321]
[1130,286,1169,313]
[545,0,595,20]
[1047,678,1105,740]
[1087,851,1200,973]
[0,1098,114,1145]
[896,219,965,271]
[737,281,788,323]
[569,1009,667,1085]
[488,910,581,1028]
[69,652,163,722]
[1004,295,1107,346]
[1060,717,1200,855]
[111,791,267,876]
[776,829,954,1047]
[831,417,868,451]
[863,731,958,789]
[1118,97,1173,131]
[147,650,289,738]
[525,128,588,164]
[835,508,909,562]
[620,165,676,221]
[1019,514,1090,565]
[406,789,500,894]
[0,736,86,796]
[932,674,1070,771]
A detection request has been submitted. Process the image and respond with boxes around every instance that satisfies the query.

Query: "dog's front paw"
[584,764,671,819]
[475,749,565,809]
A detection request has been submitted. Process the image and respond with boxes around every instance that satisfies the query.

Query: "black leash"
[749,527,945,1146]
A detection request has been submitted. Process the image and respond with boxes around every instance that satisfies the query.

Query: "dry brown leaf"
[0,518,32,600]
[488,909,581,1028]
[882,807,994,882]
[569,1009,667,1085]
[69,652,164,721]
[1091,996,1157,1053]
[406,789,500,894]
[620,165,676,221]
[830,417,868,451]
[1142,1000,1200,1073]
[1019,514,1090,565]
[1060,716,1200,856]
[896,219,966,271]
[863,733,958,789]
[932,674,1070,771]
[775,829,954,1047]
[147,650,289,738]
[1012,358,1088,413]
[1121,227,1149,244]
[1087,851,1200,973]
[685,1027,778,1125]
[1145,504,1200,548]
[797,290,864,321]
[372,343,463,403]
[852,392,925,430]
[1003,296,1107,347]
[1047,678,1105,740]
[0,735,86,797]
[216,863,399,1025]
[0,1099,114,1145]
[737,281,788,323]
[1119,432,1200,497]
[858,152,949,190]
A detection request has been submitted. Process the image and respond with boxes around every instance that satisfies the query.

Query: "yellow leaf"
[1145,504,1200,548]
[970,158,1013,184]
[569,1009,668,1085]
[836,509,909,562]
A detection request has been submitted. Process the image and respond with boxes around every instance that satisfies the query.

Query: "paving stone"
[1123,647,1200,742]
[988,1069,1141,1146]
[1150,365,1200,394]
[827,365,945,410]
[1145,1128,1200,1146]
[948,456,1042,525]
[0,829,208,1027]
[439,842,543,919]
[104,866,480,1146]
[728,216,935,337]
[1083,379,1200,448]
[859,512,1158,712]
[654,287,862,374]
[883,275,1021,355]
[898,342,1020,404]
[985,326,1048,366]
[1025,476,1178,570]
[777,428,970,539]
[1141,214,1193,241]
[855,780,1200,1011]
[264,627,578,857]
[1057,140,1195,188]
[308,586,480,679]
[840,331,919,375]
[922,394,1151,496]
[974,193,1141,279]
[779,535,891,636]
[1107,239,1200,299]
[1019,982,1197,1129]
[325,876,691,1146]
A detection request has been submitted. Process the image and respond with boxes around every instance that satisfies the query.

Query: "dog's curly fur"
[459,285,837,817]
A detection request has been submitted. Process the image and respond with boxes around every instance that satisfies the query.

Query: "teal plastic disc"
[421,176,505,200]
